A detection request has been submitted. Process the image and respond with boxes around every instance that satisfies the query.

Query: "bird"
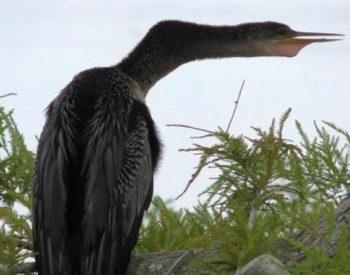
[32,20,341,275]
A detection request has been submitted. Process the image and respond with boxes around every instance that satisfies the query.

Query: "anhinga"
[32,20,341,275]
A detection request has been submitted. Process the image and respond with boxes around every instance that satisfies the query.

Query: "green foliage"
[290,227,350,275]
[0,94,349,275]
[136,108,350,274]
[135,196,221,253]
[0,95,35,269]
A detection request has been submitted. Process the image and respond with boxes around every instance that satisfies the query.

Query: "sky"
[1,0,349,209]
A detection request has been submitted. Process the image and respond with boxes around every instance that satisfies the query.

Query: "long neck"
[117,21,261,94]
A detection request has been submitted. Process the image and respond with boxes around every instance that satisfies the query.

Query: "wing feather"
[33,68,159,275]
[33,91,78,274]
[81,97,154,274]
[81,95,127,250]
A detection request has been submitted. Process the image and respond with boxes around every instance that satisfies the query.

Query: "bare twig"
[0,93,17,99]
[226,80,245,133]
[165,250,192,275]
[190,133,214,139]
[166,124,214,135]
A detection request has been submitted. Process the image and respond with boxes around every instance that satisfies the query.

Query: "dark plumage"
[33,67,161,275]
[32,20,340,275]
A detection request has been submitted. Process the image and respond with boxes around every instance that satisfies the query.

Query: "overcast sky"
[1,0,349,209]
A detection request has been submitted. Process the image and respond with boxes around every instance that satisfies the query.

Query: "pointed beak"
[270,30,344,57]
[292,30,344,37]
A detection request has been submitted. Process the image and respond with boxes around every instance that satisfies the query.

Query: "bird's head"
[237,21,343,57]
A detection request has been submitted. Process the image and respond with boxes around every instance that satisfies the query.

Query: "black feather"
[33,67,161,275]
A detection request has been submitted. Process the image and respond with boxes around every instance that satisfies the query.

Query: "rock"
[233,254,290,275]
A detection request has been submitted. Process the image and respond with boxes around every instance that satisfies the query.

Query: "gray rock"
[233,254,290,275]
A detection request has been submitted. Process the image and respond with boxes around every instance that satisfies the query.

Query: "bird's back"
[32,67,161,274]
